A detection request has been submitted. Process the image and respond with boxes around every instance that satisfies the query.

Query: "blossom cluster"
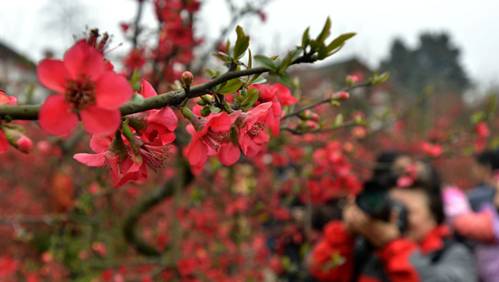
[15,36,299,187]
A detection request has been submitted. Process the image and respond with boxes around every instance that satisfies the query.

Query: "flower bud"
[332,91,350,101]
[181,71,193,89]
[16,136,33,153]
[3,127,32,154]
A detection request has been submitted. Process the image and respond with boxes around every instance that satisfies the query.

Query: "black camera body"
[355,179,409,233]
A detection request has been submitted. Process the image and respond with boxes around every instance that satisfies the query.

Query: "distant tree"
[380,32,471,95]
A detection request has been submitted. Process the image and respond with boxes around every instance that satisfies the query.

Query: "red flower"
[475,121,490,138]
[124,48,146,72]
[0,256,18,277]
[238,102,273,157]
[0,130,8,153]
[139,80,178,145]
[0,89,17,105]
[251,83,297,135]
[0,90,17,153]
[184,111,241,173]
[421,142,443,158]
[74,135,147,187]
[37,40,133,136]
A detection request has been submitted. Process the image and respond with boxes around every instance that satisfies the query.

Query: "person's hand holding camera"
[343,202,401,248]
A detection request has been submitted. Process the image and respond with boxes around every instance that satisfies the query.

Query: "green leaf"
[254,55,277,72]
[233,25,250,60]
[277,72,293,87]
[316,42,329,59]
[201,106,211,117]
[241,87,260,110]
[247,48,253,69]
[205,69,220,79]
[330,100,341,107]
[370,72,390,85]
[278,47,303,73]
[326,32,356,54]
[132,93,145,103]
[302,27,311,48]
[129,70,142,91]
[209,106,221,113]
[250,74,267,84]
[471,112,485,124]
[316,17,332,43]
[217,78,244,94]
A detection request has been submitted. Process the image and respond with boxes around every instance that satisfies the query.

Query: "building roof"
[0,40,36,70]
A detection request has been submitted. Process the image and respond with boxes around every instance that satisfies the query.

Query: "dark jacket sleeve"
[377,239,477,282]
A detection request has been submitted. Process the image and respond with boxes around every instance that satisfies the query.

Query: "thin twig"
[281,81,372,120]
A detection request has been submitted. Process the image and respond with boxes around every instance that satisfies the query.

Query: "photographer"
[309,154,477,282]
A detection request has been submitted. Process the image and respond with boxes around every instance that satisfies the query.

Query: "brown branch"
[281,81,372,120]
[281,120,358,135]
[122,157,193,257]
[0,66,275,121]
[131,0,145,49]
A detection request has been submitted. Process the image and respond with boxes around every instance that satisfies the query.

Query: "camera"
[355,179,409,233]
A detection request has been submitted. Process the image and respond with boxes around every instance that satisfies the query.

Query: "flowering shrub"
[0,1,495,281]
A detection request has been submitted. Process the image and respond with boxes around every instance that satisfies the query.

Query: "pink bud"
[346,74,361,84]
[91,242,107,257]
[16,136,33,153]
[333,91,350,101]
[181,71,193,88]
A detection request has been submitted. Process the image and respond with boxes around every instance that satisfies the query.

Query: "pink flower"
[475,121,490,138]
[238,102,273,157]
[139,80,178,145]
[0,90,17,105]
[421,142,443,158]
[0,90,17,153]
[74,135,147,187]
[0,256,18,277]
[184,111,241,173]
[251,83,297,135]
[0,131,8,153]
[37,40,133,136]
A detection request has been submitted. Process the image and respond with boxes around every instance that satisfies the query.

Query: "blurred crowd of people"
[273,149,499,282]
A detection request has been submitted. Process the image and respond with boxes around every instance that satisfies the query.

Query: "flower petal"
[95,72,133,109]
[140,79,157,98]
[73,153,106,167]
[90,135,113,153]
[64,40,106,80]
[184,138,208,167]
[80,107,121,135]
[219,143,240,166]
[39,95,78,136]
[0,131,9,153]
[147,107,178,131]
[37,59,68,93]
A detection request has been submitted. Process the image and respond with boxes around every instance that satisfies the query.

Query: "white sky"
[1,0,498,87]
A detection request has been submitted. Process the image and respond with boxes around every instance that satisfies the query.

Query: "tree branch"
[122,158,193,257]
[0,66,275,120]
[281,81,372,120]
[131,0,145,49]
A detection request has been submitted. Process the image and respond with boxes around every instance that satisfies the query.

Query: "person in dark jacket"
[309,155,477,282]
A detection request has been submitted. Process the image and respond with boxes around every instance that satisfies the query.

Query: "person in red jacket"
[309,155,477,282]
